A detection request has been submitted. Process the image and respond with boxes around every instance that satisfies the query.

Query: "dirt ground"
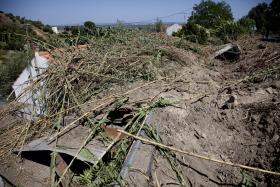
[122,35,280,186]
[0,35,279,186]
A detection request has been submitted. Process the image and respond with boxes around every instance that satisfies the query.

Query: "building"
[12,45,87,120]
[51,26,59,34]
[166,24,182,36]
[12,52,50,119]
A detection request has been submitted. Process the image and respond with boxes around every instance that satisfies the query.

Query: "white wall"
[51,27,59,34]
[12,53,49,119]
[166,24,182,36]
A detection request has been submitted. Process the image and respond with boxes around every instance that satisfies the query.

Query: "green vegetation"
[248,3,268,33]
[3,12,53,33]
[237,17,255,34]
[0,50,30,97]
[155,18,163,32]
[0,11,52,99]
[176,0,256,43]
[0,11,53,51]
[174,23,209,44]
[0,24,33,50]
[84,21,97,34]
[214,20,240,42]
[188,0,233,29]
[248,0,280,36]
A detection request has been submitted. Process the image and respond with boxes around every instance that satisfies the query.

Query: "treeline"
[56,21,135,46]
[0,11,53,33]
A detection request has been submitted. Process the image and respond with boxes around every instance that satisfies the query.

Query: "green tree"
[268,0,280,34]
[42,24,54,34]
[188,0,233,29]
[248,3,269,32]
[237,16,255,34]
[84,21,96,34]
[155,18,163,32]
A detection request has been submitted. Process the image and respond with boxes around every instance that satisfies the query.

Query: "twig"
[265,55,280,63]
[154,171,160,187]
[56,131,93,186]
[17,121,32,156]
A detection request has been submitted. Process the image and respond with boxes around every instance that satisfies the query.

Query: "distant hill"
[0,11,53,50]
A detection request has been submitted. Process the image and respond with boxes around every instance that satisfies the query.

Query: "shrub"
[42,25,53,33]
[237,17,255,34]
[84,21,96,35]
[175,23,209,44]
[214,20,241,42]
[0,51,29,97]
[155,18,163,32]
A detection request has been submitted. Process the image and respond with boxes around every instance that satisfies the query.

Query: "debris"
[214,43,241,60]
[119,112,154,179]
[15,125,108,165]
[265,87,277,94]
[166,24,182,36]
[258,43,266,49]
[271,134,279,142]
[117,129,280,176]
[55,154,74,187]
[1,30,280,186]
[217,94,236,110]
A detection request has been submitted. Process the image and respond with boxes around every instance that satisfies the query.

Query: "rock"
[271,81,280,89]
[220,95,236,110]
[271,134,279,142]
[258,43,266,49]
[266,87,277,94]
[214,43,241,60]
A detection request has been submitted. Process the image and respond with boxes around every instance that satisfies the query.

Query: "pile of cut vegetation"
[0,28,202,186]
[2,27,279,187]
[42,29,197,115]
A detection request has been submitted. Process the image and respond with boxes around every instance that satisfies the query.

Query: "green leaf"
[79,148,98,161]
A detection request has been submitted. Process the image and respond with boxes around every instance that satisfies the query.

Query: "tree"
[268,0,280,34]
[248,0,280,36]
[188,0,233,29]
[237,16,255,33]
[155,18,163,32]
[84,21,96,34]
[248,3,269,32]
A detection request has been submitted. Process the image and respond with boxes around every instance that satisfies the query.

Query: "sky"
[0,0,272,25]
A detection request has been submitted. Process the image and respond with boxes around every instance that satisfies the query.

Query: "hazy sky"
[0,0,272,25]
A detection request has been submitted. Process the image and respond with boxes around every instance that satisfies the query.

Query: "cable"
[123,9,193,24]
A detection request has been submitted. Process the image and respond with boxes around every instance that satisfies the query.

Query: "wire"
[123,9,193,24]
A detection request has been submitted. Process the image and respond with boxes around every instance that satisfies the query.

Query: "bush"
[214,20,241,42]
[175,23,209,44]
[0,24,26,50]
[237,17,255,34]
[32,20,44,29]
[42,25,53,33]
[84,21,96,35]
[0,51,29,97]
[155,18,163,32]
